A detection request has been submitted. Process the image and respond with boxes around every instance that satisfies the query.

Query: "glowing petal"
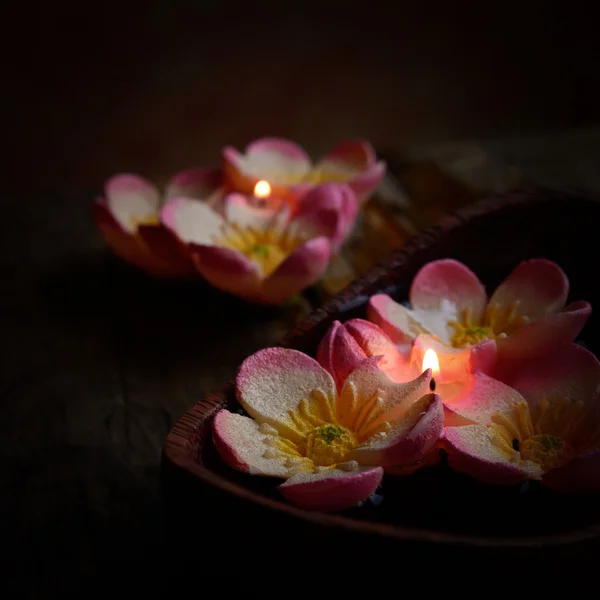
[317,319,411,392]
[222,137,312,196]
[444,372,526,424]
[412,334,497,383]
[278,466,383,511]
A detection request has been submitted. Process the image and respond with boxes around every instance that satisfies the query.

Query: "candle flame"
[422,349,440,376]
[253,180,271,199]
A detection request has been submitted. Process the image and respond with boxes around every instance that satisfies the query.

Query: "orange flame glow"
[253,180,271,199]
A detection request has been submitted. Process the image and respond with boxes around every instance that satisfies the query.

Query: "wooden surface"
[2,128,600,587]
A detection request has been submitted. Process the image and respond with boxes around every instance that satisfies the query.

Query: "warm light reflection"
[422,348,440,376]
[253,180,271,199]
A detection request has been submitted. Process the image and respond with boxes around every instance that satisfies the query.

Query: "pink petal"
[278,466,383,511]
[503,343,600,452]
[259,237,331,304]
[349,393,444,466]
[507,342,600,407]
[489,258,569,319]
[189,244,262,300]
[104,173,160,233]
[444,372,526,425]
[345,319,414,382]
[212,410,290,477]
[337,356,432,431]
[410,259,487,326]
[294,183,358,251]
[542,449,600,495]
[165,167,223,202]
[367,294,427,344]
[161,197,225,245]
[470,339,500,375]
[495,301,592,363]
[137,224,196,276]
[347,161,386,203]
[223,192,282,231]
[322,139,378,168]
[246,137,311,162]
[317,321,364,392]
[317,140,386,202]
[317,320,414,392]
[235,347,336,443]
[444,424,543,485]
[93,198,180,277]
[222,138,311,198]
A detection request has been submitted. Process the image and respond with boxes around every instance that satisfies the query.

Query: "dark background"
[2,0,600,589]
[4,1,600,197]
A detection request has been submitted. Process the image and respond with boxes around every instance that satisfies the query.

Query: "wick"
[429,378,436,392]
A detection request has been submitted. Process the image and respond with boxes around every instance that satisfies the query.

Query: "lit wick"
[253,180,271,207]
[421,348,440,393]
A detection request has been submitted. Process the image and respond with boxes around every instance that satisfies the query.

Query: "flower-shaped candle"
[93,169,221,277]
[161,183,358,304]
[443,344,600,493]
[223,138,385,205]
[368,259,591,378]
[213,347,443,510]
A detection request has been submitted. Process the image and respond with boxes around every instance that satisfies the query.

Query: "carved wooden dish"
[161,189,600,570]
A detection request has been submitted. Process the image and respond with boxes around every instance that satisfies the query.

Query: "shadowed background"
[4,0,600,196]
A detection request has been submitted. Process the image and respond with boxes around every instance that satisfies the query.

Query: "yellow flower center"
[243,243,287,276]
[449,303,529,348]
[257,385,394,475]
[305,424,357,466]
[219,223,304,276]
[489,400,584,473]
[519,435,573,472]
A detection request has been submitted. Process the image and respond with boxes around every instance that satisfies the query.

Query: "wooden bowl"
[161,189,600,571]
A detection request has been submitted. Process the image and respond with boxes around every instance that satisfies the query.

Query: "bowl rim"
[162,188,600,548]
